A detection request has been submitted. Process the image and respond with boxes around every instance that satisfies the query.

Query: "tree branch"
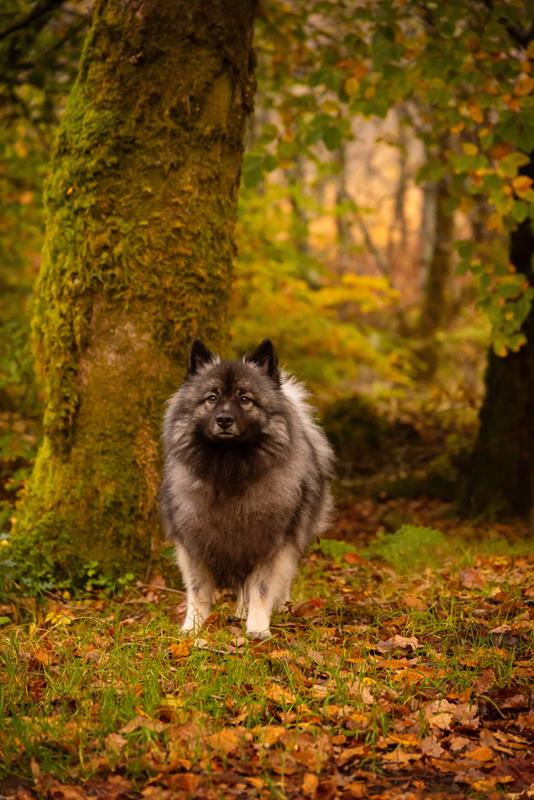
[0,0,65,43]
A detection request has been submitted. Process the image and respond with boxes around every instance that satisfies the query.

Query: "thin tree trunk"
[334,141,353,275]
[13,0,257,580]
[461,153,534,520]
[416,176,454,379]
[386,116,409,262]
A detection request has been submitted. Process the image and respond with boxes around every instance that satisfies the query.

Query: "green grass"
[1,530,534,797]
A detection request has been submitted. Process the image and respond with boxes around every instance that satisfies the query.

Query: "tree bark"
[415,176,454,379]
[461,153,534,520]
[13,0,257,580]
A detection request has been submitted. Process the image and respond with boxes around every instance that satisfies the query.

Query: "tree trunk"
[461,153,534,520]
[415,176,454,379]
[13,0,257,581]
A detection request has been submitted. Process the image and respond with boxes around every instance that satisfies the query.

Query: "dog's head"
[185,338,283,444]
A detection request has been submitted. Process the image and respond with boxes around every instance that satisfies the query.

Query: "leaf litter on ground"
[1,506,534,800]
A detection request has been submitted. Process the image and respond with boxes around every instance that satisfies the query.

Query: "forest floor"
[1,501,534,800]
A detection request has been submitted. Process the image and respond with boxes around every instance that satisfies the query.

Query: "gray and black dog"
[159,338,334,639]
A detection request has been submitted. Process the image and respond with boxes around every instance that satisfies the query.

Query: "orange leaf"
[513,175,534,198]
[170,639,193,660]
[205,728,240,754]
[469,103,484,123]
[463,745,494,762]
[32,649,53,665]
[302,773,319,796]
[344,552,365,565]
[514,76,534,96]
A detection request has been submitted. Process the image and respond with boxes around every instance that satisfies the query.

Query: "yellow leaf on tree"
[14,141,28,158]
[345,77,360,96]
[322,100,340,115]
[462,142,478,156]
[514,76,534,96]
[512,175,534,198]
[487,212,503,233]
[469,103,484,123]
[450,121,464,134]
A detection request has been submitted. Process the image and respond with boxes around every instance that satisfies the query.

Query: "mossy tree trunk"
[14,0,257,581]
[461,153,534,520]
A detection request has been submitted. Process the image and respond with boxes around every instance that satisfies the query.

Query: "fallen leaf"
[170,639,193,659]
[463,745,494,762]
[460,567,485,589]
[348,712,369,729]
[402,595,428,611]
[265,682,296,705]
[469,777,514,791]
[338,746,367,767]
[205,729,240,754]
[105,733,127,753]
[517,713,534,732]
[473,668,495,695]
[119,715,167,734]
[49,783,86,800]
[449,735,471,752]
[148,573,166,588]
[490,623,511,634]
[499,694,529,709]
[382,748,422,764]
[172,774,198,793]
[420,734,445,758]
[347,679,374,705]
[377,635,421,653]
[427,712,454,730]
[269,649,292,660]
[344,552,365,565]
[302,772,319,796]
[32,649,53,666]
[266,750,297,775]
[254,725,286,745]
[308,650,324,665]
[343,782,367,798]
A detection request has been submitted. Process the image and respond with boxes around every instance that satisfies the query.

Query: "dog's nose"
[216,414,234,430]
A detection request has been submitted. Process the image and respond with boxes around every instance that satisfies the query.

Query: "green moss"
[12,0,257,582]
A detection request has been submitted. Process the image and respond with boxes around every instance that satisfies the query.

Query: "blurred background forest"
[1,0,534,546]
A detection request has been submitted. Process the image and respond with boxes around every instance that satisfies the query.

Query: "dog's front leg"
[175,544,214,634]
[245,544,299,639]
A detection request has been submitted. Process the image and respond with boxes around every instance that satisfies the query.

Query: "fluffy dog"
[159,339,334,639]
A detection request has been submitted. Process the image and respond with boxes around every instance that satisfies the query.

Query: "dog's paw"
[247,629,272,640]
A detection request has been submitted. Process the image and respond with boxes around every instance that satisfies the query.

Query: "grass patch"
[1,533,534,798]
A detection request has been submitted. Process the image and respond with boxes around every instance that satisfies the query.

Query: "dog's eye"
[240,395,252,405]
[206,395,217,404]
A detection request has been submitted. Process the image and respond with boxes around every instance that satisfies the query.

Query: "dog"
[159,338,334,639]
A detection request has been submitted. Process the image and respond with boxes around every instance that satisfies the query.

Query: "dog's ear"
[245,339,280,385]
[187,339,214,375]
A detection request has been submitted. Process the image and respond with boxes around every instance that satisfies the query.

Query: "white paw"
[180,618,202,635]
[247,629,272,640]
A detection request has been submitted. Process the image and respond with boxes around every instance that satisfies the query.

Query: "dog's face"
[183,339,285,447]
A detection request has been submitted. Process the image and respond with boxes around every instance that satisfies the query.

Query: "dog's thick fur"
[159,339,334,639]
